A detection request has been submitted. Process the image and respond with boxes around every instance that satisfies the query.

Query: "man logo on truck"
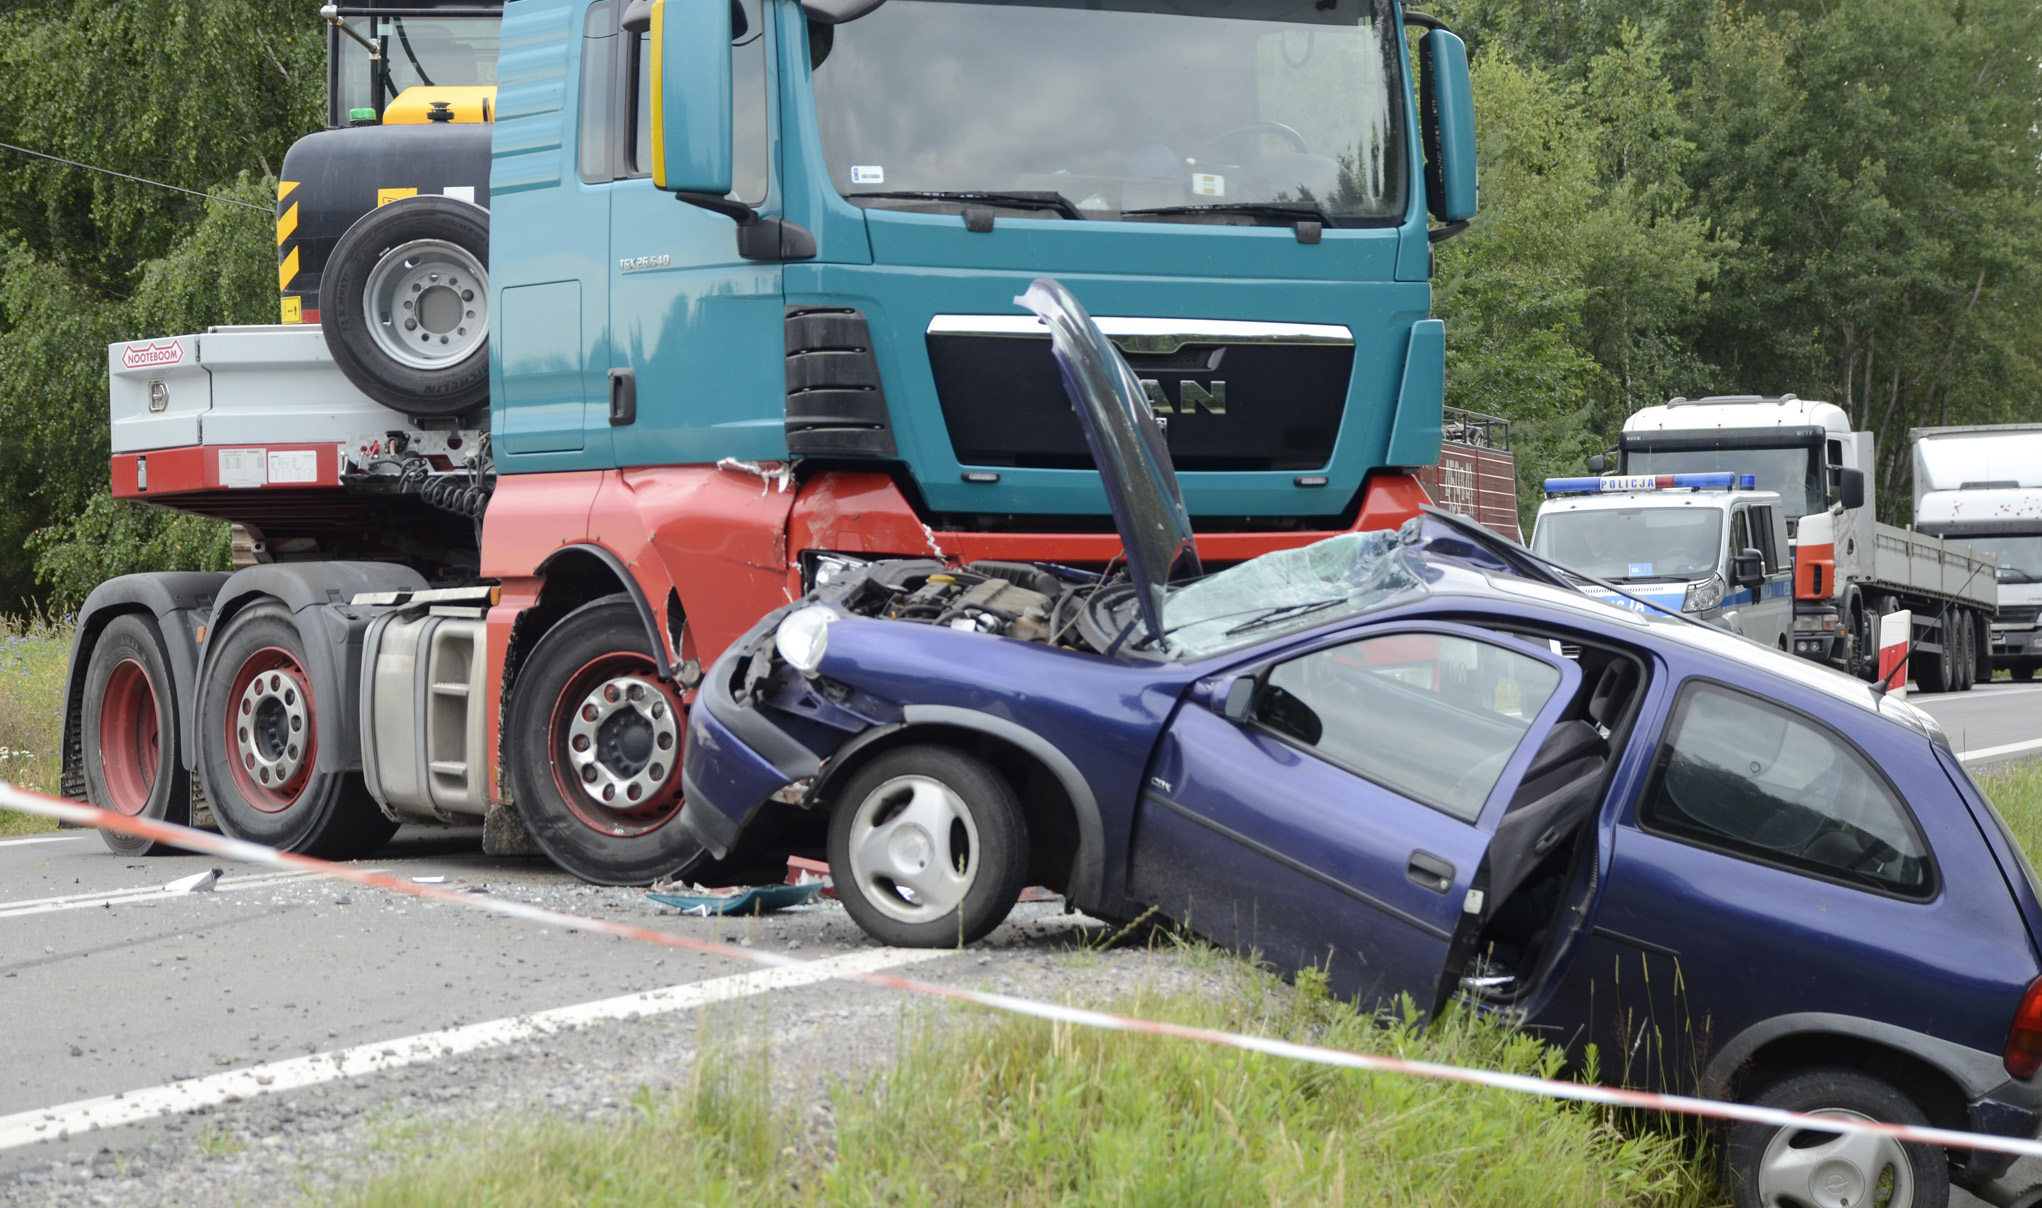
[1140,379,1226,415]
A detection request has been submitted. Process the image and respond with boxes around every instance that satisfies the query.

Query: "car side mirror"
[1418,29,1477,222]
[1838,467,1866,511]
[1733,548,1765,590]
[1219,676,1257,722]
[1585,454,1607,474]
[649,0,734,197]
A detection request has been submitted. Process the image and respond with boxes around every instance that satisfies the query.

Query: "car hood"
[1016,277,1201,642]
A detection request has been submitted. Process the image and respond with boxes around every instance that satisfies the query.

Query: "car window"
[1639,681,1934,898]
[1729,509,1749,560]
[1749,505,1779,571]
[1256,633,1562,821]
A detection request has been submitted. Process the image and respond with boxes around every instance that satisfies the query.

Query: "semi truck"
[1912,424,2042,680]
[1612,395,1997,692]
[63,0,1499,885]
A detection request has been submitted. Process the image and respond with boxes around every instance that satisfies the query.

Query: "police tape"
[7,781,2042,1162]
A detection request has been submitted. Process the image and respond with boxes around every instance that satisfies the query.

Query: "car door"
[1751,503,1795,649]
[1127,623,1580,1016]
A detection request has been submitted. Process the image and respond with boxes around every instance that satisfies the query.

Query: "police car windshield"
[1533,508,1723,582]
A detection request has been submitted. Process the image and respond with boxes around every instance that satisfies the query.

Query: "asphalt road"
[1911,680,2042,768]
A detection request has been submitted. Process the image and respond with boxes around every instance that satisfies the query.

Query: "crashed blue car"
[683,278,2042,1206]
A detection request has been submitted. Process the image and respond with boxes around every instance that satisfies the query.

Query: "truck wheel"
[1954,611,1977,691]
[321,195,489,417]
[1911,618,1953,694]
[505,597,703,886]
[198,603,397,858]
[80,615,189,855]
[827,745,1030,948]
[1724,1067,1947,1208]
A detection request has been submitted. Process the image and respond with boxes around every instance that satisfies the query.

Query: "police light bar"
[1543,472,1756,494]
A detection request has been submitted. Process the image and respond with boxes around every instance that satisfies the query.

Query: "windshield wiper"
[1221,597,1347,637]
[1121,200,1334,226]
[846,191,1082,220]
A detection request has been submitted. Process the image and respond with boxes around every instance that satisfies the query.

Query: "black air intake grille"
[785,307,896,457]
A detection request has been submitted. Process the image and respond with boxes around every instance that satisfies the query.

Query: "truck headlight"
[774,606,835,674]
[1682,575,1725,614]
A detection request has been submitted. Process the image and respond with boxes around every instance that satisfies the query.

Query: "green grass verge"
[0,614,72,835]
[336,966,1711,1208]
[1977,759,2042,860]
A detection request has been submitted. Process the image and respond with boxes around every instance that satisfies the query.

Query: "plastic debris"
[784,855,836,899]
[162,869,221,894]
[645,883,822,916]
[410,875,446,884]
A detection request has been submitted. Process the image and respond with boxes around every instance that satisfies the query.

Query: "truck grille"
[1998,604,2041,626]
[926,316,1353,473]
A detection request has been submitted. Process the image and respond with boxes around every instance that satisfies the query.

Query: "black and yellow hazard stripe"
[277,179,304,324]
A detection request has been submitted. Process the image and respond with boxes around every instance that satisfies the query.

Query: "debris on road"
[163,870,221,894]
[645,884,823,917]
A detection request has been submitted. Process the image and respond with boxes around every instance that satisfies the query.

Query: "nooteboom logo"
[120,340,184,370]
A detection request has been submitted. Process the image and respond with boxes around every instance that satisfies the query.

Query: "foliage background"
[0,0,2038,609]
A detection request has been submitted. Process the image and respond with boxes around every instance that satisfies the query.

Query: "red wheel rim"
[97,659,160,815]
[546,651,686,838]
[223,646,318,812]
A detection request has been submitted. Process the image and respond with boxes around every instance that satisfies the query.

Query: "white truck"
[1609,395,1998,691]
[1912,424,2042,680]
[1530,472,1795,648]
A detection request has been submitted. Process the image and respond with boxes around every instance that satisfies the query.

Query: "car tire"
[198,603,398,858]
[504,597,704,886]
[827,745,1030,948]
[80,614,190,856]
[1724,1067,1949,1208]
[321,195,490,417]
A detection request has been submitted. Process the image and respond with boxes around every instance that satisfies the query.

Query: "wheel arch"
[65,572,230,789]
[1706,1012,1991,1135]
[203,563,427,775]
[805,707,1105,906]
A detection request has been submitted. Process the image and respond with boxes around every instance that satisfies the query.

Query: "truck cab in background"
[1615,395,1997,689]
[1530,473,1793,649]
[1913,424,2042,680]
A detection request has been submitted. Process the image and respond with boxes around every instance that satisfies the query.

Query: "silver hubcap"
[847,775,979,923]
[364,239,488,370]
[565,675,678,808]
[236,671,308,788]
[1758,1109,1914,1208]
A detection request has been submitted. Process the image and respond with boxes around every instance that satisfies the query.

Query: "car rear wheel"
[198,603,398,858]
[1725,1067,1949,1208]
[827,745,1029,948]
[504,597,705,886]
[80,615,190,855]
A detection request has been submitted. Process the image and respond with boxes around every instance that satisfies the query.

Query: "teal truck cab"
[74,0,1484,885]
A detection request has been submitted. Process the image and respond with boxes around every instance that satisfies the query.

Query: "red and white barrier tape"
[7,782,2041,1160]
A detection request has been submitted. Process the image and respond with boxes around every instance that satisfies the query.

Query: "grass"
[335,965,1712,1208]
[0,612,72,835]
[1977,759,2042,860]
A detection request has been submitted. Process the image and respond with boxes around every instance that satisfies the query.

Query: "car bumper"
[1958,1080,2042,1185]
[1991,626,2040,659]
[678,608,821,858]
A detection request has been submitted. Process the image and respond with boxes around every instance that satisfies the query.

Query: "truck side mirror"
[649,0,734,197]
[1418,29,1478,222]
[1586,454,1607,474]
[1838,467,1866,511]
[1733,548,1765,590]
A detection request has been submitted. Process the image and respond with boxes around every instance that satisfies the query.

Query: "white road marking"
[0,835,85,848]
[0,870,343,919]
[1960,737,2042,764]
[0,946,946,1151]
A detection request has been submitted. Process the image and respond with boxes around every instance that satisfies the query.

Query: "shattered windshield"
[1162,528,1425,659]
[813,0,1408,224]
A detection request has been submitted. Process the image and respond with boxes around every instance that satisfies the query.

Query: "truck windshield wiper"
[1120,200,1334,226]
[846,191,1083,220]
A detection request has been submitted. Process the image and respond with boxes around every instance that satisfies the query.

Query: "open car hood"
[1016,278,1201,642]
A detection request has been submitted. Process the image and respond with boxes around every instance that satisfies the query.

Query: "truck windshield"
[1533,508,1724,582]
[333,16,500,122]
[1625,446,1823,519]
[813,0,1408,224]
[1958,534,2042,585]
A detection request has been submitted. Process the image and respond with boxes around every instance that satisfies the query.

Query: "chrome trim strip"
[926,314,1353,353]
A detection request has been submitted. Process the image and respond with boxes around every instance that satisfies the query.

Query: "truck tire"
[505,597,705,886]
[321,194,489,418]
[1954,611,1977,691]
[1723,1067,1947,1208]
[197,602,398,858]
[1911,616,1953,694]
[79,614,190,855]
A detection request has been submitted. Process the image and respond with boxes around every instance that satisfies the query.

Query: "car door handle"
[608,368,637,427]
[1407,851,1454,894]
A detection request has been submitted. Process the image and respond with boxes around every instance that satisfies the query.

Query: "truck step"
[429,761,469,777]
[430,682,470,697]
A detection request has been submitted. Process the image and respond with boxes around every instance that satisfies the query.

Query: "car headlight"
[774,605,834,674]
[1682,574,1725,614]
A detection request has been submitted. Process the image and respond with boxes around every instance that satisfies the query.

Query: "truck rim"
[363,238,488,371]
[97,658,159,815]
[225,647,317,812]
[548,652,684,838]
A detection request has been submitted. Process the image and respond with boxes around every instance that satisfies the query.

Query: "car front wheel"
[827,746,1029,948]
[1725,1067,1949,1208]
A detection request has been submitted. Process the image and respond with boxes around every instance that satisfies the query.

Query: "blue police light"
[1543,472,1757,495]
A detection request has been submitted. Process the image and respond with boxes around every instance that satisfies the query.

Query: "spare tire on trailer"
[321,194,490,417]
